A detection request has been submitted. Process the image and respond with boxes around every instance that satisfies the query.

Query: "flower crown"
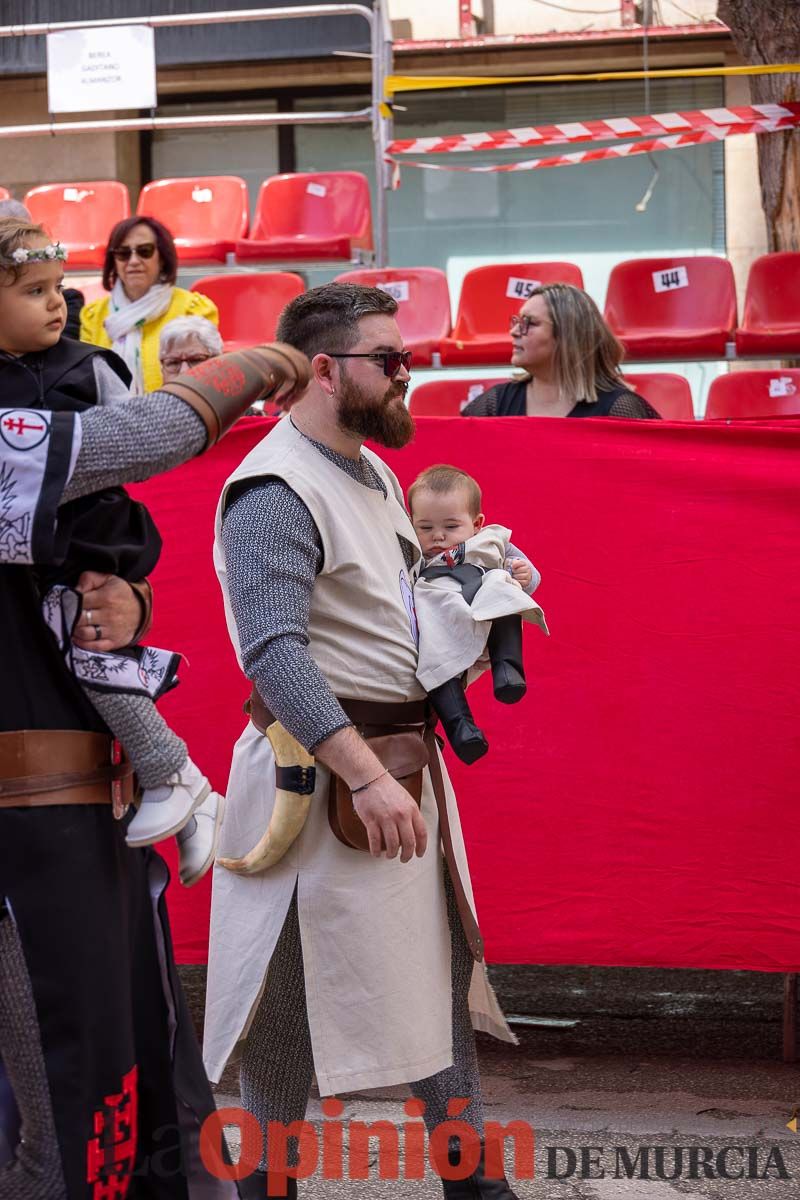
[0,242,68,266]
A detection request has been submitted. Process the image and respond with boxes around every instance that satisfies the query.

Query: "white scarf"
[104,280,173,393]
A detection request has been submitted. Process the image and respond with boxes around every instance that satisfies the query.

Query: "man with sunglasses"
[208,283,518,1199]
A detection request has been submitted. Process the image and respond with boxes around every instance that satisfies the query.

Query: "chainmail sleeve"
[221,479,353,752]
[607,391,662,419]
[62,392,207,503]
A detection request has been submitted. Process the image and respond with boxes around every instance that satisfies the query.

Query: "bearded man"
[206,284,518,1199]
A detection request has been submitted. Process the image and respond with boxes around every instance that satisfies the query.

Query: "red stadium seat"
[137,176,249,264]
[439,262,584,366]
[623,372,694,420]
[24,181,130,269]
[190,272,304,351]
[235,172,372,262]
[735,252,800,357]
[409,378,506,416]
[704,370,800,419]
[335,267,451,366]
[604,257,737,359]
[0,187,9,201]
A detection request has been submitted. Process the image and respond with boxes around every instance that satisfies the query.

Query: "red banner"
[132,416,800,972]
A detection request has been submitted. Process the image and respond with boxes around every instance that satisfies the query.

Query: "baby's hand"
[507,557,533,590]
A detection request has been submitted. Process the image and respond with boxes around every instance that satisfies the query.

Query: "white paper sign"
[306,182,327,198]
[377,280,410,303]
[192,188,213,204]
[652,265,689,293]
[768,376,797,398]
[47,26,157,114]
[506,276,541,300]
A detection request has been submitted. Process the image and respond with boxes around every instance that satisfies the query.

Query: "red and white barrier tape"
[387,115,800,185]
[387,101,800,154]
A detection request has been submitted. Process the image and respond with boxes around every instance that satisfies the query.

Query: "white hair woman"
[158,315,223,383]
[462,282,660,419]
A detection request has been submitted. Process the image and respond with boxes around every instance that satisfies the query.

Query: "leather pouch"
[328,731,430,851]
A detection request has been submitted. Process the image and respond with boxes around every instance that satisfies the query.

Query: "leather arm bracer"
[159,343,310,448]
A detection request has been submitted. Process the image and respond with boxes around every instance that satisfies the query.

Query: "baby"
[408,464,547,763]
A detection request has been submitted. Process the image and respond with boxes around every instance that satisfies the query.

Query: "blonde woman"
[462,282,660,419]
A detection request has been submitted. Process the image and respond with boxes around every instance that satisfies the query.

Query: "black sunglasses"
[328,350,412,379]
[112,243,157,261]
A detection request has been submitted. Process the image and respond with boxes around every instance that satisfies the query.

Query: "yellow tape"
[385,62,800,99]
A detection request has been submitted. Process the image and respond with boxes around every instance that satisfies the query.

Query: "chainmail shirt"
[222,423,416,752]
[63,393,207,504]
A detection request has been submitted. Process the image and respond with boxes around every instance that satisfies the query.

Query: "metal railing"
[0,4,394,266]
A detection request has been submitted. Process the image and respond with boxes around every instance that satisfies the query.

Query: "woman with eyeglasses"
[159,315,223,383]
[80,215,219,393]
[462,282,660,419]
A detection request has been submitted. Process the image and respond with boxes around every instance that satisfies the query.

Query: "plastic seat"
[23,182,130,269]
[604,257,737,359]
[409,378,506,416]
[236,172,373,263]
[137,176,249,264]
[622,372,694,420]
[335,267,451,366]
[735,252,800,356]
[190,272,304,351]
[439,262,585,366]
[704,370,800,419]
[0,187,9,201]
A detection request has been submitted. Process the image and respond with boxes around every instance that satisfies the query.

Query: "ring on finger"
[94,624,102,641]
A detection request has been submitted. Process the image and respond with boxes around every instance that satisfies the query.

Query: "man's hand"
[314,724,428,864]
[353,773,428,863]
[507,557,533,590]
[72,571,142,652]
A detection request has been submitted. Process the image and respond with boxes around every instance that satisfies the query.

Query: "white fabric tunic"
[415,523,549,693]
[204,417,514,1093]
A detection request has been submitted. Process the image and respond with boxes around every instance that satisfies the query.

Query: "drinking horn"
[217,722,316,875]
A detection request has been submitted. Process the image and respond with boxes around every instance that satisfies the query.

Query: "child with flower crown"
[0,216,223,885]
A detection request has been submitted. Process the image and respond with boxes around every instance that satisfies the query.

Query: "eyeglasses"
[112,243,157,261]
[509,314,535,336]
[160,354,212,372]
[328,350,412,379]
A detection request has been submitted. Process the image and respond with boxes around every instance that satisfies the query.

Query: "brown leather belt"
[246,689,484,962]
[0,730,134,809]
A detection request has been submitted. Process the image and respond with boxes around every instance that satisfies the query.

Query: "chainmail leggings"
[0,910,67,1200]
[87,688,188,789]
[240,867,485,1170]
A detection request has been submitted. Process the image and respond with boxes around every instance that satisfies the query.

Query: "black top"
[461,378,661,419]
[0,339,161,732]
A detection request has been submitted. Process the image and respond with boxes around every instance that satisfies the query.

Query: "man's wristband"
[129,578,153,643]
[351,768,389,797]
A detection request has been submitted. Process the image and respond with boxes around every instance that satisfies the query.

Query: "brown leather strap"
[246,688,484,962]
[0,731,133,809]
[246,689,428,737]
[423,722,484,963]
[161,343,310,448]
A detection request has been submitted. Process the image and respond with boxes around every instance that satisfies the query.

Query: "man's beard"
[336,374,414,449]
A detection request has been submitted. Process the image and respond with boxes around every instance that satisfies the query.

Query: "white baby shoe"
[126,757,214,848]
[176,790,225,887]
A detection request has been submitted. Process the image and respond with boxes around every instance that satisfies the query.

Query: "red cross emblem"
[0,410,49,450]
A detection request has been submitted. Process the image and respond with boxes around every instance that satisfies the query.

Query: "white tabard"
[204,417,514,1094]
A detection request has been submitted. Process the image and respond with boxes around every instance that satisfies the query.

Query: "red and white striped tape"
[387,114,800,184]
[387,101,800,155]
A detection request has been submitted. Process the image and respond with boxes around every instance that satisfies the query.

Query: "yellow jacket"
[80,287,219,394]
